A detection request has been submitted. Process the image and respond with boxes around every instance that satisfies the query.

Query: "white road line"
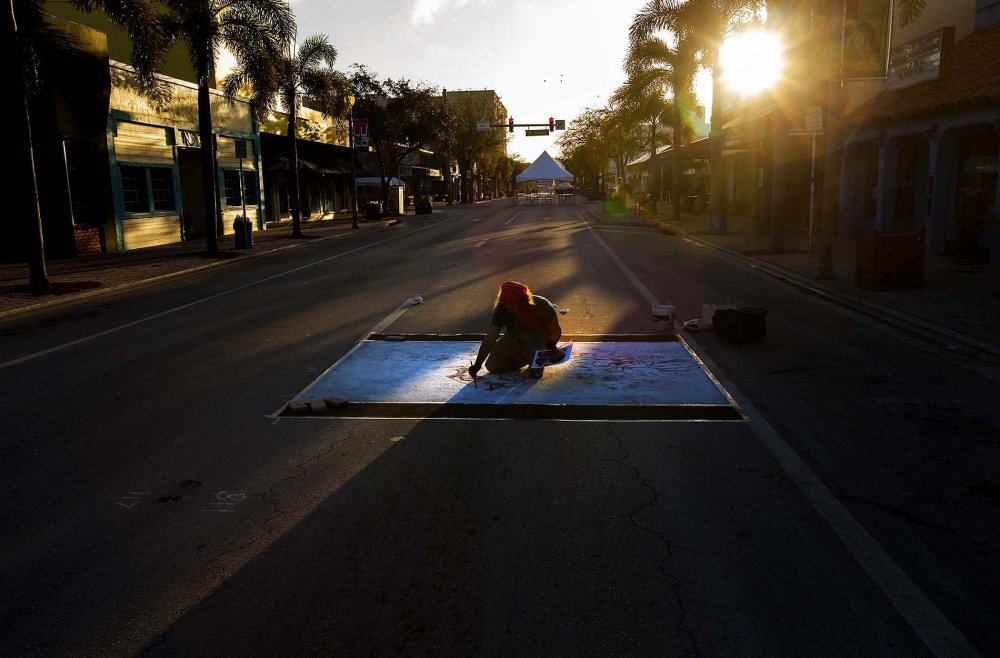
[504,211,522,226]
[0,222,445,371]
[577,211,659,307]
[581,209,980,658]
[474,239,488,248]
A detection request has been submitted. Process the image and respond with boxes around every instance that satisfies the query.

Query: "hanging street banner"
[353,119,369,147]
[842,0,892,79]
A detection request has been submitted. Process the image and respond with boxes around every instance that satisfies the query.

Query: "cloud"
[412,0,488,25]
[412,0,446,24]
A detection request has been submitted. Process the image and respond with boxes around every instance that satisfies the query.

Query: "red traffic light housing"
[549,117,554,132]
[509,117,514,133]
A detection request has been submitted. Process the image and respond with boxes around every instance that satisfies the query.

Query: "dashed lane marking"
[0,222,445,371]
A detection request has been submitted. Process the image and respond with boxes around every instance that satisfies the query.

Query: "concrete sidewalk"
[0,211,424,319]
[584,201,1000,359]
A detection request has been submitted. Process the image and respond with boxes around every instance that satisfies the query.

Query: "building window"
[149,168,175,211]
[223,170,242,207]
[223,169,260,207]
[120,165,176,214]
[242,171,259,205]
[121,166,149,213]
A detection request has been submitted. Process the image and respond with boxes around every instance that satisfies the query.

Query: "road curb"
[0,231,337,321]
[658,222,1000,362]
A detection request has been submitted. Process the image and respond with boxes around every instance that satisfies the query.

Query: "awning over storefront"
[846,21,1000,128]
[259,132,380,176]
[357,176,403,186]
[649,137,711,163]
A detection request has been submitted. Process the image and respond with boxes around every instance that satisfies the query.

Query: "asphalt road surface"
[1,200,996,656]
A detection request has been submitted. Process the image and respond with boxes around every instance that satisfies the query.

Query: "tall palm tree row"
[160,0,296,255]
[225,34,351,238]
[617,29,699,220]
[611,72,672,215]
[9,0,165,290]
[631,0,764,233]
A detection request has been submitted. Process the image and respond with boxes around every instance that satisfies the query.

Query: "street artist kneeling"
[468,280,562,380]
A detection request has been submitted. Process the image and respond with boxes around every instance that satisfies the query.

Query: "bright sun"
[720,30,785,96]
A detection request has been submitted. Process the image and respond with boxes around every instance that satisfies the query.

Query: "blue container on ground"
[234,216,253,249]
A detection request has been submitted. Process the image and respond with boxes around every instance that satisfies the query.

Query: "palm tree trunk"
[198,79,220,255]
[8,5,48,290]
[709,51,726,234]
[649,118,658,215]
[287,102,303,237]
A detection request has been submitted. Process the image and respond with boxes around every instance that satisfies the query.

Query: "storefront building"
[840,1,1000,261]
[19,11,264,258]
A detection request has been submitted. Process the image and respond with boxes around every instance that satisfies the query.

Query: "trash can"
[856,230,923,291]
[233,216,253,249]
[365,201,381,221]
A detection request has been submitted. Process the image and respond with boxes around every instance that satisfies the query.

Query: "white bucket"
[651,304,676,331]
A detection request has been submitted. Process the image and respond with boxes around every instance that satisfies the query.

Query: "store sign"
[886,27,954,90]
[180,130,200,147]
[842,0,892,79]
[805,106,823,132]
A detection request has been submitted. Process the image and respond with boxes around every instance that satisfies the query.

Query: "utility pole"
[348,97,359,230]
[816,0,845,279]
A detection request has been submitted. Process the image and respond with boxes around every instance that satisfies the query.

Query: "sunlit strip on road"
[0,221,448,371]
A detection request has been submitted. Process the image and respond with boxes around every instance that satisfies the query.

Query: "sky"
[288,0,713,164]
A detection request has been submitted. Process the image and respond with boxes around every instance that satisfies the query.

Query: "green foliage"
[349,64,452,196]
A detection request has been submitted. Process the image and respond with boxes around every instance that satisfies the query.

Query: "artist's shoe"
[528,367,544,379]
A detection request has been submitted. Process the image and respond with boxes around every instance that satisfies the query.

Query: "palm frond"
[72,0,166,90]
[897,0,927,26]
[297,34,337,70]
[630,0,683,44]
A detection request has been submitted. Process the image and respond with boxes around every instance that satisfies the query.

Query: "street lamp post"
[348,96,359,230]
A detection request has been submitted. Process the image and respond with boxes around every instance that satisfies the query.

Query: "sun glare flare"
[720,30,785,96]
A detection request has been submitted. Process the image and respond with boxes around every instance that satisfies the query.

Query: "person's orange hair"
[496,280,536,307]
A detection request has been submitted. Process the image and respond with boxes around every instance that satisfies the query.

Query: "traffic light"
[549,117,554,133]
[509,117,514,133]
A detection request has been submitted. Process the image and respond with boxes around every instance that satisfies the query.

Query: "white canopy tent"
[516,151,574,182]
[514,151,577,205]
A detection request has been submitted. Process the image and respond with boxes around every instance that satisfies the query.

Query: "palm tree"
[8,0,163,289]
[603,103,646,195]
[621,31,699,222]
[225,34,351,238]
[612,76,671,214]
[632,0,764,232]
[161,0,295,255]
